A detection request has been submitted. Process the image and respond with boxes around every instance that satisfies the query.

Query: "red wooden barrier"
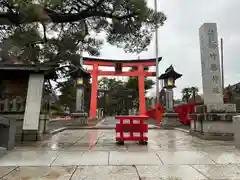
[115,115,148,145]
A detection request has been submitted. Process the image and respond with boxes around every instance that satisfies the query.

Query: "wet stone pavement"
[1,119,240,179]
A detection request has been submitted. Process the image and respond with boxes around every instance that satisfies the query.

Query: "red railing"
[174,104,195,125]
[115,115,148,145]
[146,104,196,125]
[146,104,165,119]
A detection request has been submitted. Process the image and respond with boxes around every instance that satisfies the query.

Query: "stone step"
[0,147,6,158]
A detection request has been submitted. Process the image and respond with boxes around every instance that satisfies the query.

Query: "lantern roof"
[158,65,182,80]
[69,65,91,78]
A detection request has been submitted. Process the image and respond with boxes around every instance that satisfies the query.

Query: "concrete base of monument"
[161,113,182,129]
[195,103,236,113]
[189,113,238,141]
[0,114,49,142]
[189,131,234,141]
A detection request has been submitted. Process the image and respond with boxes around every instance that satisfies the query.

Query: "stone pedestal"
[0,114,49,141]
[233,115,240,149]
[190,104,237,141]
[0,117,16,150]
[161,113,181,129]
[71,112,88,126]
[160,87,181,129]
[97,108,104,119]
[0,147,6,158]
[21,114,49,141]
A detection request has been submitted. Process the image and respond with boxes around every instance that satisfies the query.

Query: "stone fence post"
[233,115,240,149]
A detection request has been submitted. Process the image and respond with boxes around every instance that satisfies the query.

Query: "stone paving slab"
[0,166,76,180]
[125,144,159,152]
[0,151,59,166]
[90,144,128,151]
[157,151,216,165]
[15,142,73,151]
[74,131,101,145]
[1,128,240,179]
[61,143,92,151]
[109,152,162,165]
[1,165,240,179]
[2,150,240,167]
[52,151,108,166]
[201,151,240,164]
[0,167,16,178]
[136,165,208,180]
[193,164,240,180]
[201,145,238,153]
[71,166,139,180]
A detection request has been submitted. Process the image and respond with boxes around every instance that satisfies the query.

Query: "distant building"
[224,83,240,111]
[174,99,184,106]
[188,94,203,105]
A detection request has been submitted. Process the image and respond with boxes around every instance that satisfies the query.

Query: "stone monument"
[159,65,182,128]
[190,23,237,140]
[23,74,45,138]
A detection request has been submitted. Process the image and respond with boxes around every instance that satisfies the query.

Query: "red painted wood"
[83,60,156,67]
[115,115,149,120]
[116,136,148,141]
[116,124,148,133]
[115,116,148,142]
[138,65,146,115]
[89,64,98,118]
[86,56,157,119]
[88,70,156,77]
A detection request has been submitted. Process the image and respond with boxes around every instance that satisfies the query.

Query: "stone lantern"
[70,64,91,125]
[70,66,90,112]
[159,65,182,128]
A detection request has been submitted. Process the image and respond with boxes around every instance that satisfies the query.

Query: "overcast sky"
[85,0,240,99]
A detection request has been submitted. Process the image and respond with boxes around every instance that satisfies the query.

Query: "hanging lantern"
[76,77,84,89]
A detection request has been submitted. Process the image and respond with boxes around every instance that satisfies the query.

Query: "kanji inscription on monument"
[199,23,223,104]
[210,64,217,71]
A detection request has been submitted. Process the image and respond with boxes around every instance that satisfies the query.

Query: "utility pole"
[154,0,160,105]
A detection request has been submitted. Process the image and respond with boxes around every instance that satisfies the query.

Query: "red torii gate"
[83,57,161,118]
